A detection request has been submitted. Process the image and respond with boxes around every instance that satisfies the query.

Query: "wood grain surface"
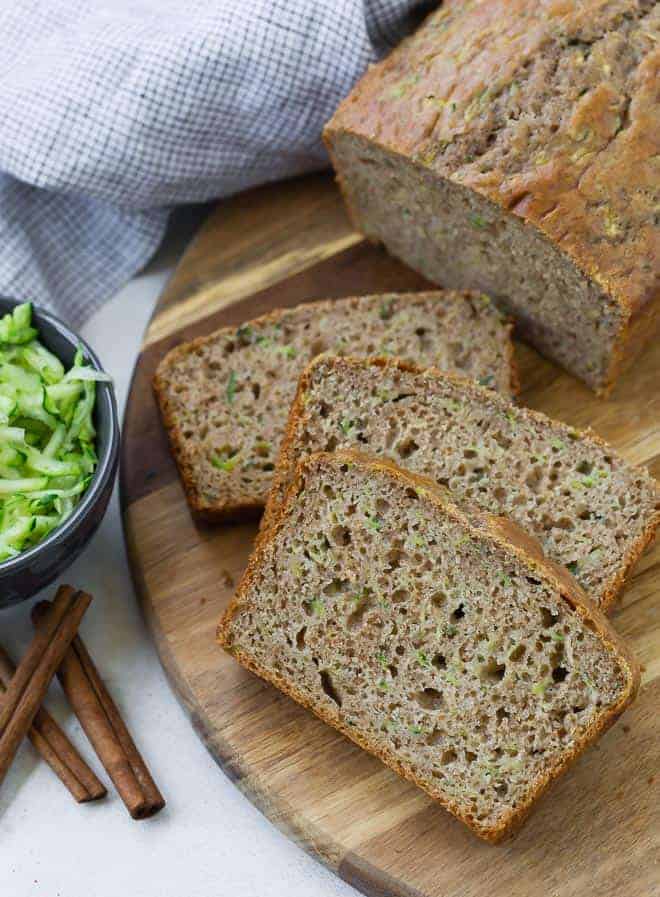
[121,172,660,897]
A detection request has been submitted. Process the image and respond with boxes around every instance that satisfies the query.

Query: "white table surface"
[1,211,358,897]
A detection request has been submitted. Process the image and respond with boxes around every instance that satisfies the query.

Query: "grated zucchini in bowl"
[0,303,111,562]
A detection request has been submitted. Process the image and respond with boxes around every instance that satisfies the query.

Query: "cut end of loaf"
[325,130,626,393]
[219,451,638,841]
[264,355,660,611]
[153,291,516,521]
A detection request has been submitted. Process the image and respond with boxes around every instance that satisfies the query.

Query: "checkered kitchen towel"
[0,0,430,325]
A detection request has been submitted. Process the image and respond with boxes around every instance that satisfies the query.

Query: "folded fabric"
[0,0,429,325]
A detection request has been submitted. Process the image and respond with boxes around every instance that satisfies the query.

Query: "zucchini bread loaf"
[324,0,660,393]
[219,451,639,842]
[154,291,515,520]
[264,356,660,610]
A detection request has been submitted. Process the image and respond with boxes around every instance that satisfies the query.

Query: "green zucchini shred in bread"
[264,356,660,611]
[218,451,640,842]
[324,0,660,393]
[153,291,516,521]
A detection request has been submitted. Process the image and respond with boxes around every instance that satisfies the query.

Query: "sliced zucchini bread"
[264,356,659,610]
[219,451,640,842]
[153,291,516,520]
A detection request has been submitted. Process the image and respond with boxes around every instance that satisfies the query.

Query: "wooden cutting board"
[121,172,660,897]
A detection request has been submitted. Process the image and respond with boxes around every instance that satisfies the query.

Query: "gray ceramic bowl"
[0,299,119,610]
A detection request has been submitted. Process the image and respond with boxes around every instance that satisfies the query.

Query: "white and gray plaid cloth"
[0,0,429,325]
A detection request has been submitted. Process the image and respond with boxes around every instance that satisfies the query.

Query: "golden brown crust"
[218,449,639,843]
[153,291,517,520]
[324,0,660,391]
[261,354,660,610]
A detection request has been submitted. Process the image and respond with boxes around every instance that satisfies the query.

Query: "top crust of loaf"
[325,0,660,328]
[219,450,640,842]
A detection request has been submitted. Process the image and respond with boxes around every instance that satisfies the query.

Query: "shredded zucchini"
[0,303,111,561]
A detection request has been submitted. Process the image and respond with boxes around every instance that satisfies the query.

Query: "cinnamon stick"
[0,645,106,803]
[0,585,90,789]
[33,599,165,820]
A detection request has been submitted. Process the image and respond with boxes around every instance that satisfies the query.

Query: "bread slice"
[218,451,640,842]
[264,356,659,611]
[153,291,516,521]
